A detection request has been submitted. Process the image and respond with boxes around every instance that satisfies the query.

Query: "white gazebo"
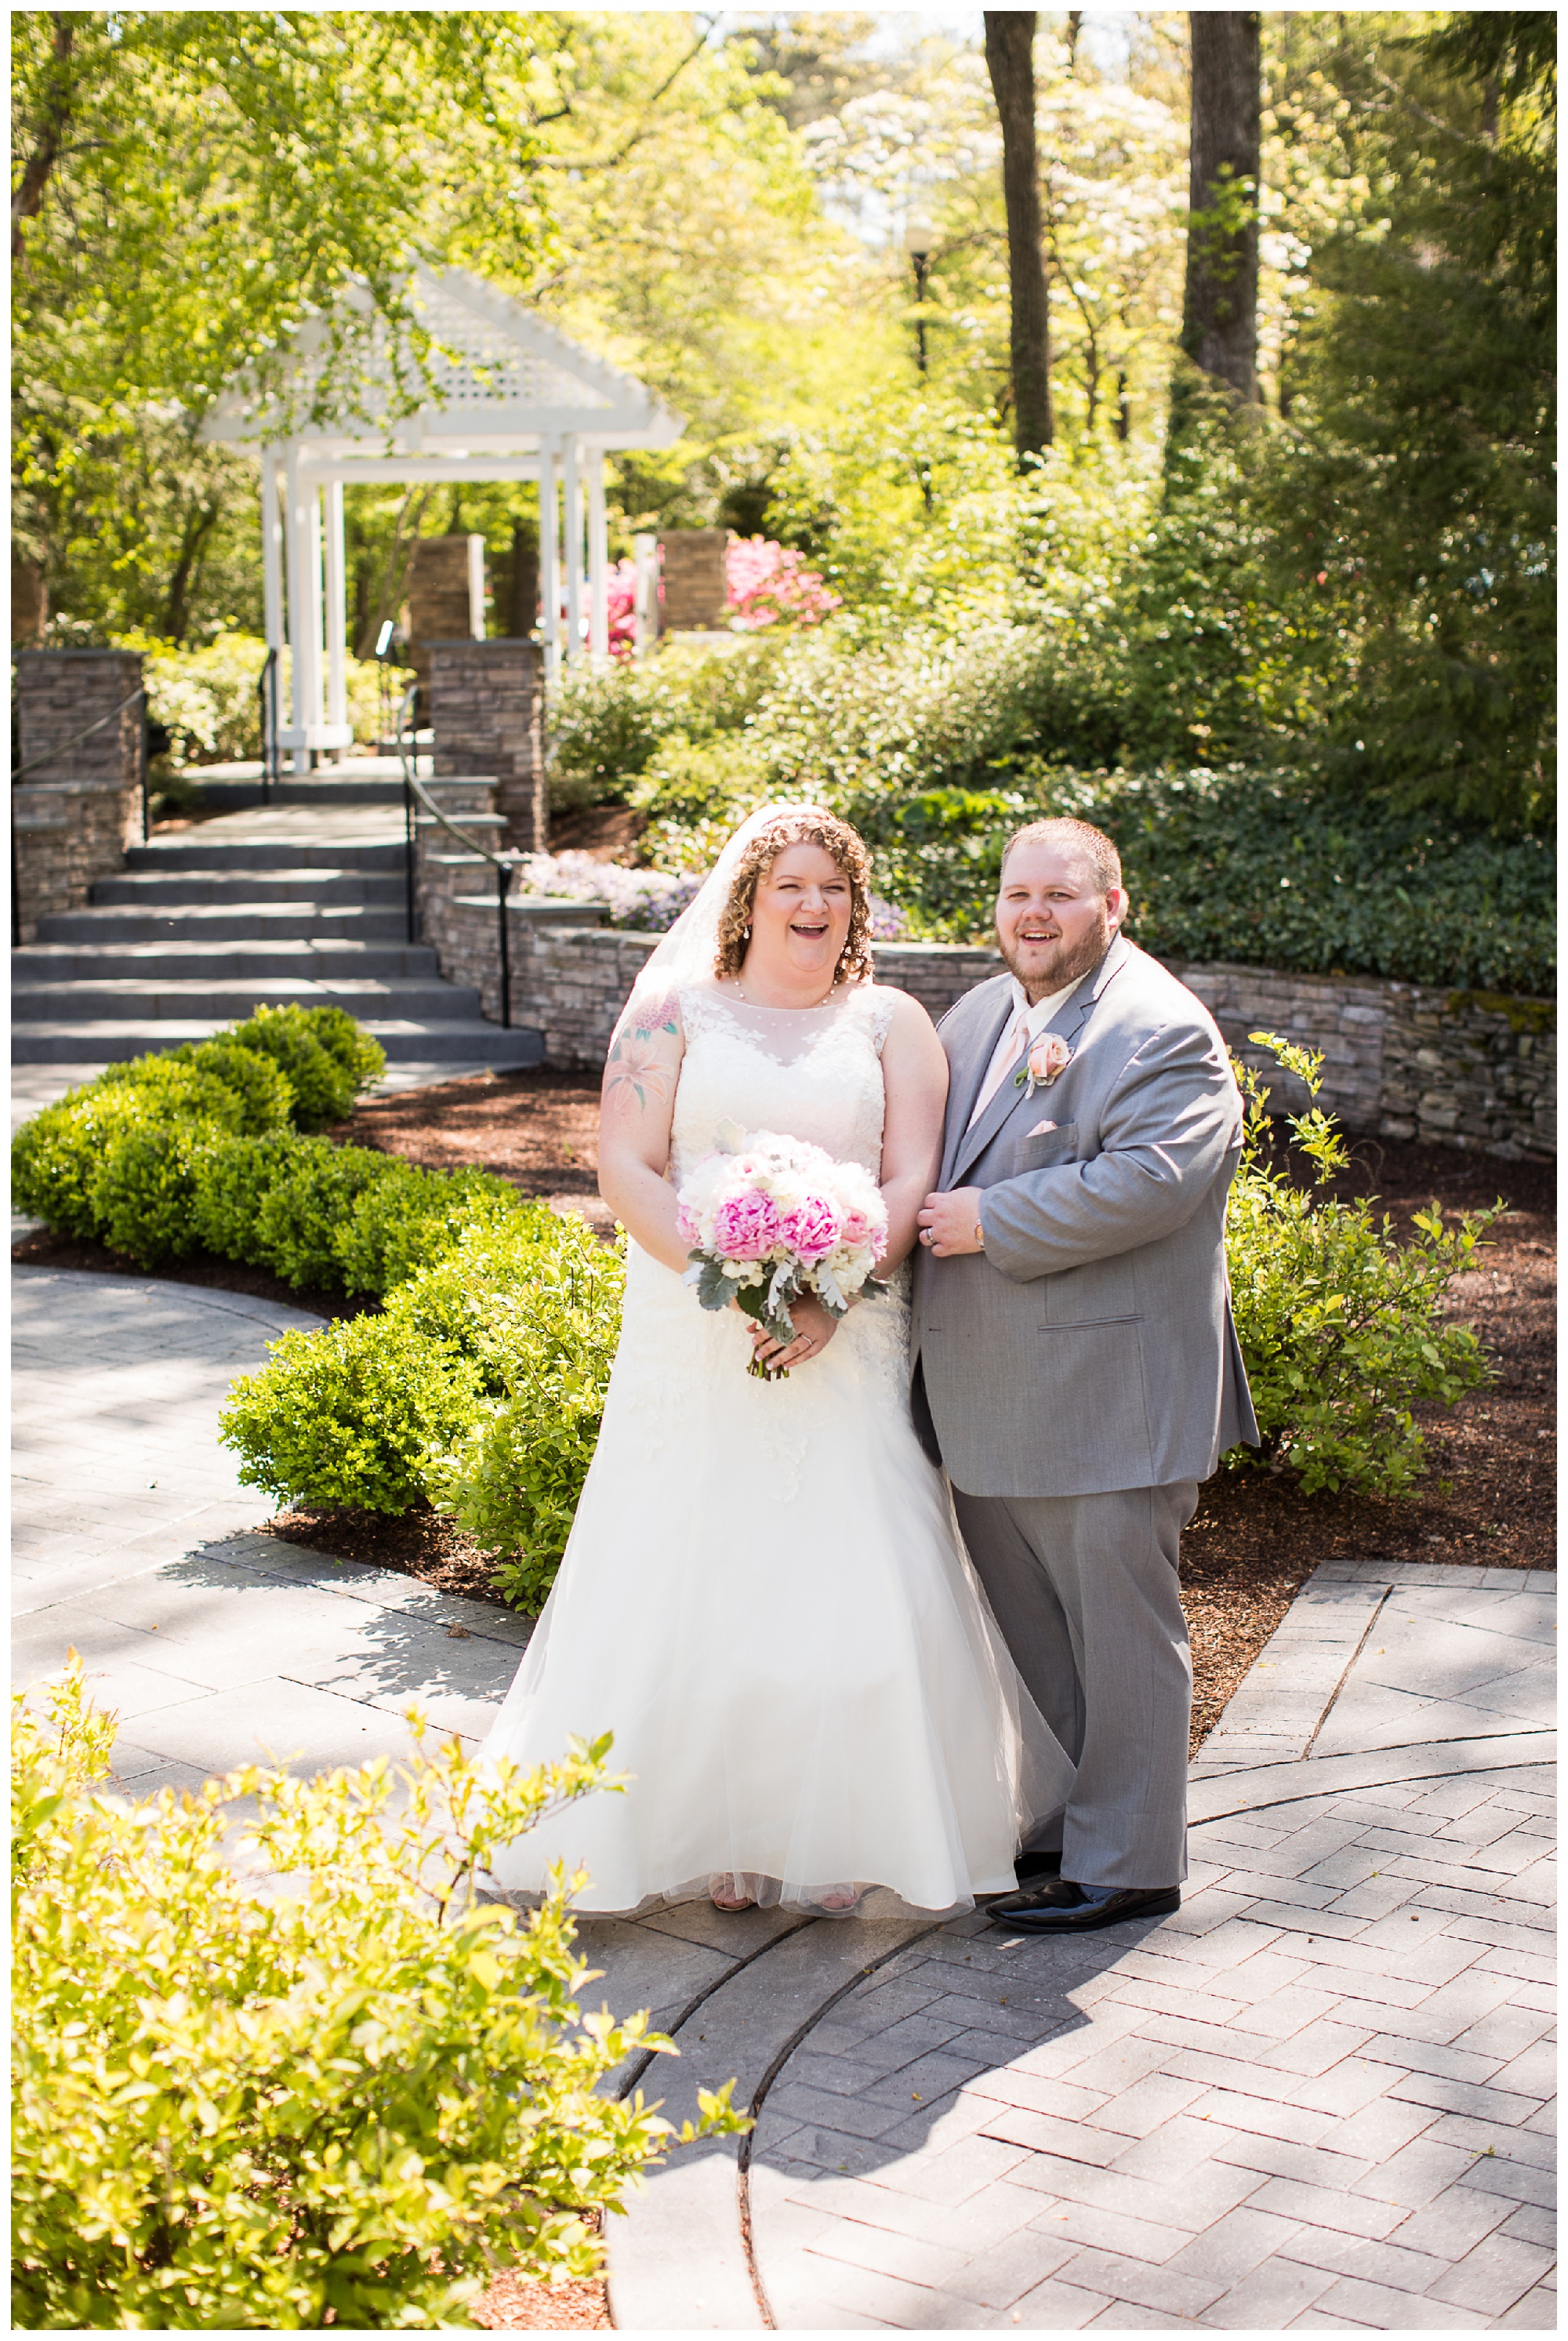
[202,266,684,764]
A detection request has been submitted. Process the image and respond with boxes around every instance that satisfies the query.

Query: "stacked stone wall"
[419,896,1554,1159]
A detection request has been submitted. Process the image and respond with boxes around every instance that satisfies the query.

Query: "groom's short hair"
[1001,818,1122,897]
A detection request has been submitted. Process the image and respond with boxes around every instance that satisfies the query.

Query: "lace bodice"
[670,981,898,1188]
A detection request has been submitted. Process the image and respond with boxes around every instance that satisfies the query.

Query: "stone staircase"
[11,793,542,1075]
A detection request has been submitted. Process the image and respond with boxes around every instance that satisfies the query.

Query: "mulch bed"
[8,1226,377,1323]
[328,1067,614,1236]
[472,2274,610,2330]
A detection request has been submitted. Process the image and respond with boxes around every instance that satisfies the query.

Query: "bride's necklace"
[731,974,840,1013]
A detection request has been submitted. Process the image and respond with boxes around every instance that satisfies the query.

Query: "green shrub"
[89,1120,206,1268]
[220,1314,485,1512]
[216,1207,623,1587]
[12,1084,155,1239]
[13,1062,249,1249]
[601,606,1551,994]
[13,1660,744,2330]
[822,757,1555,996]
[632,733,773,873]
[420,1225,626,1610]
[226,1004,377,1130]
[285,1002,388,1099]
[333,1160,537,1298]
[90,1051,253,1133]
[1226,1034,1496,1496]
[251,1140,402,1294]
[188,1131,303,1265]
[168,1036,296,1132]
[547,637,775,808]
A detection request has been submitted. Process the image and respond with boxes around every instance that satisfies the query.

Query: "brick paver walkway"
[597,1562,1554,2332]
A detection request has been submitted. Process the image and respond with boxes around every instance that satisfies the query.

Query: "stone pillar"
[15,648,143,788]
[508,524,539,639]
[426,638,546,851]
[408,536,483,681]
[659,529,730,631]
[12,648,145,942]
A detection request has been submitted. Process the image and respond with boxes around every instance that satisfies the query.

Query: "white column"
[633,533,659,660]
[466,532,487,639]
[306,483,326,743]
[325,477,347,749]
[260,448,284,651]
[587,452,608,659]
[562,436,583,664]
[539,441,561,683]
[283,442,310,770]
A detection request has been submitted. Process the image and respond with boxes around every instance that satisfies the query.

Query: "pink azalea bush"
[724,539,841,632]
[601,539,839,658]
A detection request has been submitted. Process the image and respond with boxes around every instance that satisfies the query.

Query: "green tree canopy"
[12,8,560,633]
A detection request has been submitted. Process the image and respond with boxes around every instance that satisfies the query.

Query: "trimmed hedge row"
[12,1011,623,1607]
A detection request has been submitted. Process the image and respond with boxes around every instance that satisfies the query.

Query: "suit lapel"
[941,987,1014,1188]
[949,937,1131,1187]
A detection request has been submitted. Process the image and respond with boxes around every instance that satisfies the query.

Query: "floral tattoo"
[605,991,681,1111]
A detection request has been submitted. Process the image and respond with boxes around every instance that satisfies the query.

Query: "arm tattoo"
[605,991,681,1112]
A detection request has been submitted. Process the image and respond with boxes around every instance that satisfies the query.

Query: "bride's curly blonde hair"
[713,808,876,988]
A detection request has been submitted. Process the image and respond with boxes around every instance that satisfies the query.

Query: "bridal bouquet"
[676,1121,888,1380]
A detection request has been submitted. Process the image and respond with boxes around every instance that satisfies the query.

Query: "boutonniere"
[1015,1033,1072,1099]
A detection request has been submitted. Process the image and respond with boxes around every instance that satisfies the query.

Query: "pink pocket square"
[1025,1118,1058,1138]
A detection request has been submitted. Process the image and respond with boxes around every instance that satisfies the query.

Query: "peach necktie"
[967,1007,1029,1129]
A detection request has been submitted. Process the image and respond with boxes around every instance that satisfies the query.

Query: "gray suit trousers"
[952,1482,1198,1891]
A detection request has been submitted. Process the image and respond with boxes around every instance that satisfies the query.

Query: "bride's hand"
[748,1293,839,1373]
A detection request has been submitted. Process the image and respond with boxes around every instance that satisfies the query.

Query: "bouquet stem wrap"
[676,1121,889,1380]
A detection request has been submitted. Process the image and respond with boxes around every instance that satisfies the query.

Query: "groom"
[913,817,1258,1934]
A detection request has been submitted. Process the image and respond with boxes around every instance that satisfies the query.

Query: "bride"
[481,804,1069,1917]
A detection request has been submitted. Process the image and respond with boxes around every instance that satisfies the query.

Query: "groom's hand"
[918,1187,986,1258]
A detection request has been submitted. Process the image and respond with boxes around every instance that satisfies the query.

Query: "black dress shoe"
[988,1878,1181,1932]
[1015,1849,1063,1884]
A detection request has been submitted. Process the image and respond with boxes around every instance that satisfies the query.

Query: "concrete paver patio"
[11,1264,1555,2328]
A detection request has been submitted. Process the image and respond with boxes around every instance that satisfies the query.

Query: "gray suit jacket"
[913,935,1259,1500]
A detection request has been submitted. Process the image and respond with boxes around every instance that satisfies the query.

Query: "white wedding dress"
[481,978,1069,1916]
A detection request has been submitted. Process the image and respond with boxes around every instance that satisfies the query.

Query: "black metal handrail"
[393,682,521,1028]
[13,684,147,785]
[257,648,281,801]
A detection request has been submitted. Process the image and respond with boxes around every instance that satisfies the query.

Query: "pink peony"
[776,1192,841,1264]
[712,1188,783,1261]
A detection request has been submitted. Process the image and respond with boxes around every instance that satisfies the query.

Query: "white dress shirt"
[966,974,1085,1129]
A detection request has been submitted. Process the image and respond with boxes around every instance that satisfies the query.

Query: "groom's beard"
[1000,906,1114,1001]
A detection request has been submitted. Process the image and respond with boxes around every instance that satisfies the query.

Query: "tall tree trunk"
[984,11,1053,463]
[1181,11,1261,401]
[13,15,74,263]
[355,485,431,657]
[162,496,221,644]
